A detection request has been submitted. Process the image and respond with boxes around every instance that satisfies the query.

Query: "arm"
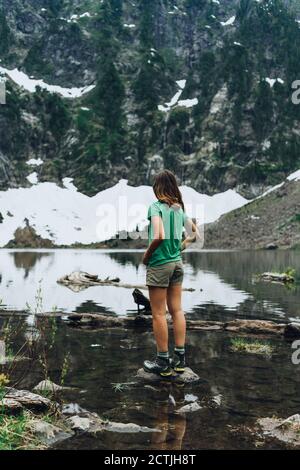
[181,218,201,252]
[143,215,165,265]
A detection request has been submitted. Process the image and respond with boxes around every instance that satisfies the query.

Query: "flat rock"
[136,367,200,384]
[67,413,159,434]
[3,387,52,412]
[103,422,160,433]
[284,323,300,339]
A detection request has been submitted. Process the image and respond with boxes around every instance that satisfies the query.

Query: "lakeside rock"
[66,410,160,434]
[136,367,200,385]
[258,414,300,447]
[29,419,73,446]
[3,387,52,412]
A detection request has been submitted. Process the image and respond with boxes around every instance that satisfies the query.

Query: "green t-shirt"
[147,201,187,267]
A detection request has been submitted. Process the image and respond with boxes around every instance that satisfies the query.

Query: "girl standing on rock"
[142,170,199,377]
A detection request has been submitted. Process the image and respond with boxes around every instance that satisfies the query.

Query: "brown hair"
[153,170,185,211]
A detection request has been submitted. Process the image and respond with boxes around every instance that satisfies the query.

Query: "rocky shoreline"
[1,309,299,340]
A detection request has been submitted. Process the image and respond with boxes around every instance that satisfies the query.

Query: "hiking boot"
[170,351,186,374]
[143,356,172,377]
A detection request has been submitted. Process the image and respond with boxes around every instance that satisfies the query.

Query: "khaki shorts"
[146,261,184,288]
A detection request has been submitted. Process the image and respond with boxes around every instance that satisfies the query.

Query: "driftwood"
[65,314,294,338]
[258,272,295,284]
[57,271,195,293]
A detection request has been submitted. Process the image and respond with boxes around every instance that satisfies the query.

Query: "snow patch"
[287,169,300,182]
[178,98,198,108]
[265,77,284,88]
[0,180,248,247]
[26,158,43,167]
[26,172,38,185]
[220,16,236,26]
[0,66,95,98]
[158,79,198,112]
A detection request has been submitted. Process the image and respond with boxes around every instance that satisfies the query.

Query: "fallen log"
[0,308,296,339]
[258,272,295,284]
[65,314,288,337]
[57,271,195,293]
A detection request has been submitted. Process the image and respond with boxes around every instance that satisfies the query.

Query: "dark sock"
[157,351,169,360]
[174,346,185,355]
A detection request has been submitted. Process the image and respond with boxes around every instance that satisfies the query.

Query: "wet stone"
[136,367,200,384]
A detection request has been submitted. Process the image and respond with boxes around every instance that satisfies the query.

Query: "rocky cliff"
[0,0,300,198]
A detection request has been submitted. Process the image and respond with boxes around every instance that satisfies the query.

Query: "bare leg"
[148,287,168,352]
[167,284,186,347]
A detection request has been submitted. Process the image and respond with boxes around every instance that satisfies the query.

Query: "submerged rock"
[103,422,160,434]
[67,411,159,434]
[136,367,200,384]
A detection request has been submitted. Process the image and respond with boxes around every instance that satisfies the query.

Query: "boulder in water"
[136,367,200,384]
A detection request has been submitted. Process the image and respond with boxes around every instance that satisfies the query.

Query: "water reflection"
[6,321,300,450]
[0,249,299,322]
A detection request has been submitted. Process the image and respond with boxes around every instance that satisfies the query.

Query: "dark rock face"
[284,323,300,339]
[5,223,54,248]
[0,0,299,198]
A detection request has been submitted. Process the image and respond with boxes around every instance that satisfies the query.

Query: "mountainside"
[204,170,300,250]
[0,0,300,198]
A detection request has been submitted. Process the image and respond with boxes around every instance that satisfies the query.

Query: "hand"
[142,252,150,266]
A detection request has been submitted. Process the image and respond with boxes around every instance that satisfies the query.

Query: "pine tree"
[0,10,10,55]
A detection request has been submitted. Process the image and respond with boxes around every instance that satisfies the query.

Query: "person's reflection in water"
[150,384,187,450]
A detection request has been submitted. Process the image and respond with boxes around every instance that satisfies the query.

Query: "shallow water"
[0,249,299,322]
[1,249,300,449]
[2,319,300,450]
